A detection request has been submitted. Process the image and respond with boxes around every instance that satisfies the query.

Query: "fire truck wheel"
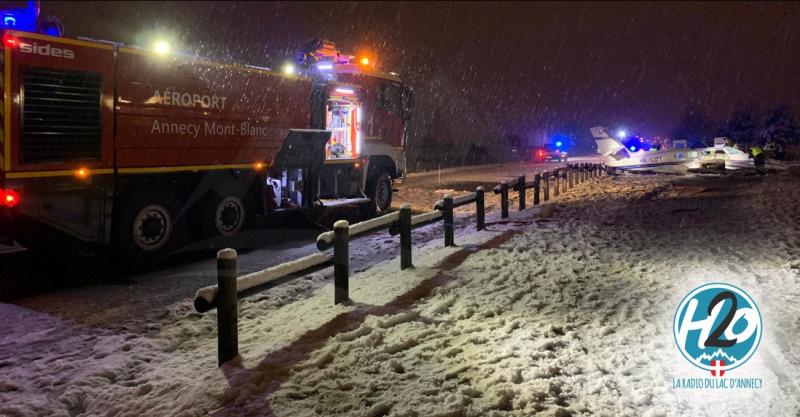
[114,193,183,265]
[212,195,246,237]
[132,204,173,251]
[368,172,393,215]
[199,192,253,238]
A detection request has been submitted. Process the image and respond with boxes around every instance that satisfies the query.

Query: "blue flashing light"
[630,146,637,151]
[2,12,36,31]
[1,1,39,32]
[550,133,570,151]
[41,19,64,37]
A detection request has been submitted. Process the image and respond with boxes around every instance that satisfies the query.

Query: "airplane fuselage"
[604,146,752,173]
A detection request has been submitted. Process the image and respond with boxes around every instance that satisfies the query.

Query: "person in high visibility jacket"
[750,146,765,173]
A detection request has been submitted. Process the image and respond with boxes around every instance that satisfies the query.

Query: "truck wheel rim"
[376,180,390,212]
[216,196,244,236]
[133,205,172,251]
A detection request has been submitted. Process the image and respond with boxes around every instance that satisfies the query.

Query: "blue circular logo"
[673,283,762,373]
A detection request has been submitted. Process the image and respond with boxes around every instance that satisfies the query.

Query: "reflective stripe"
[5,169,114,179]
[4,163,267,178]
[5,30,114,50]
[117,163,260,174]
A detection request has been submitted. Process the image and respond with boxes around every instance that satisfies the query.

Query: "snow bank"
[265,172,800,417]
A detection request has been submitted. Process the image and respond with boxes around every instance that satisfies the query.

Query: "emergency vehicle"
[532,145,568,162]
[0,27,412,264]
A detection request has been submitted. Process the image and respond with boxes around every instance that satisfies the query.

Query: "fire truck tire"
[113,192,184,265]
[367,171,393,216]
[202,194,248,237]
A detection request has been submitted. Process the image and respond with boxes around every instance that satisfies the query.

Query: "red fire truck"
[0,31,412,264]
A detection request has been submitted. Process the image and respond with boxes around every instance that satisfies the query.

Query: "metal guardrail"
[194,252,332,313]
[492,162,604,218]
[196,162,605,365]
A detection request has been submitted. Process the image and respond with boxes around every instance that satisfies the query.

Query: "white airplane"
[590,127,753,174]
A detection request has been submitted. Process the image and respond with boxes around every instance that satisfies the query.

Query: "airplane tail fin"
[590,127,625,156]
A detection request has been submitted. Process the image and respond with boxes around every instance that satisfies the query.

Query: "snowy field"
[2,167,799,416]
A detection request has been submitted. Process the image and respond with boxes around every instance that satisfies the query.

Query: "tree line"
[672,105,800,150]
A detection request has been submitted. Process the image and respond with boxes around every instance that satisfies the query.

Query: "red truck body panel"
[114,49,312,170]
[3,33,115,174]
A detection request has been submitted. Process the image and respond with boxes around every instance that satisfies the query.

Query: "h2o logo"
[673,283,762,374]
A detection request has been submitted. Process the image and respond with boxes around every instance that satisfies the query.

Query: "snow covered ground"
[2,167,799,416]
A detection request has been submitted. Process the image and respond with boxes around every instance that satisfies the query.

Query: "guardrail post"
[581,163,586,183]
[518,175,526,211]
[595,164,600,178]
[334,220,350,304]
[217,248,238,366]
[476,186,485,231]
[590,164,595,178]
[568,164,574,188]
[500,181,509,219]
[443,194,455,247]
[543,171,550,202]
[553,169,560,197]
[399,204,412,270]
[533,174,541,205]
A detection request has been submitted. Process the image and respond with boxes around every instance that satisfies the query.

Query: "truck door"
[325,87,359,160]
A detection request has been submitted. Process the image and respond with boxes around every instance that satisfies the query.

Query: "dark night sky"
[45,1,800,139]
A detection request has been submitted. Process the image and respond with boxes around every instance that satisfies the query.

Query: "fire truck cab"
[0,27,412,266]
